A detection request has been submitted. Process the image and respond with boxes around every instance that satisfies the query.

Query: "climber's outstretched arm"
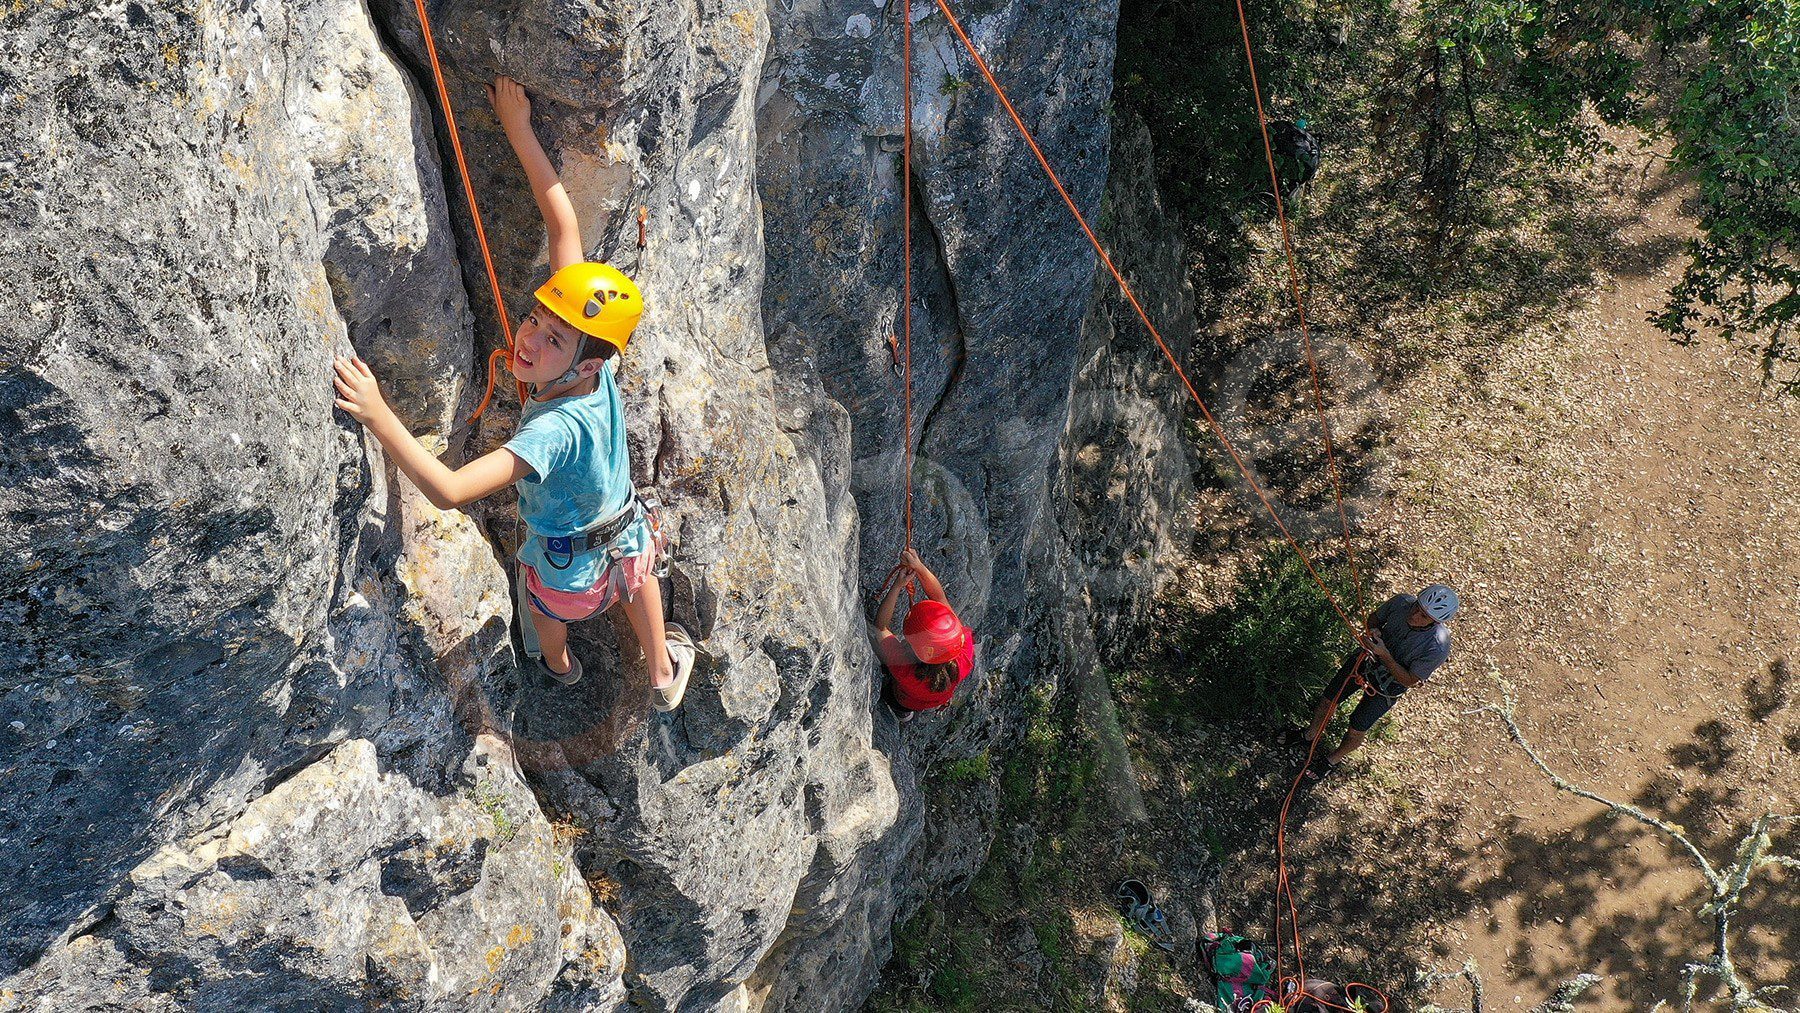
[873,575,905,641]
[490,76,583,273]
[332,355,528,509]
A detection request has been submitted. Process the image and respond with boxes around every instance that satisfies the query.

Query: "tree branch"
[1531,974,1603,1013]
[1484,688,1794,1013]
[1480,692,1723,892]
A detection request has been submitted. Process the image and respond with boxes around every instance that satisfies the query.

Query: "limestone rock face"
[1,0,482,975]
[759,0,1126,688]
[0,0,601,1003]
[0,0,1194,1009]
[6,738,618,1011]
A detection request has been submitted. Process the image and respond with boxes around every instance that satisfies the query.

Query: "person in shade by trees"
[1277,584,1458,779]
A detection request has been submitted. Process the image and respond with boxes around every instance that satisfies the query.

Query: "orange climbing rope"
[901,0,917,555]
[876,0,922,605]
[1223,3,1377,1007]
[1232,0,1365,620]
[410,0,527,425]
[925,0,1360,637]
[920,2,1387,1008]
[1255,655,1390,1013]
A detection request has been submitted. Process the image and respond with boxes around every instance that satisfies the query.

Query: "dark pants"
[1320,652,1402,732]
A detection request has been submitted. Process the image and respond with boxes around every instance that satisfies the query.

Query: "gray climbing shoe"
[540,652,583,687]
[654,623,695,712]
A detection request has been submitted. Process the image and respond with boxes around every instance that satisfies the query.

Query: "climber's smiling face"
[512,303,586,384]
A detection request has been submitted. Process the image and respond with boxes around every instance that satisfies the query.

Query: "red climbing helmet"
[903,600,966,664]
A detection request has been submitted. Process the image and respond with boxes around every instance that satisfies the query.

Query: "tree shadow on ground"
[1200,748,1476,978]
[1122,653,1798,1008]
[1464,662,1799,1006]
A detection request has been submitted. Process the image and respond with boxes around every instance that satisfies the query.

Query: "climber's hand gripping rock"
[332,355,393,428]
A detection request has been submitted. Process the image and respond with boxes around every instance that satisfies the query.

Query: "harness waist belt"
[534,500,638,561]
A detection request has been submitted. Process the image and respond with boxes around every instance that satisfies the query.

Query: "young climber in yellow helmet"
[330,76,694,711]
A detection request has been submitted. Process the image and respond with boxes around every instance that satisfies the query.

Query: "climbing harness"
[1357,650,1406,701]
[515,489,671,660]
[533,491,655,572]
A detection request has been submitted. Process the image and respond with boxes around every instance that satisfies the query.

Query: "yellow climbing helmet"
[534,262,643,353]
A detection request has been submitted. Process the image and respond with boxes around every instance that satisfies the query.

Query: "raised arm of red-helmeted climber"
[901,547,950,606]
[489,76,583,273]
[873,571,906,646]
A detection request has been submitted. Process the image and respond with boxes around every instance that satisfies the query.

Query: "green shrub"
[1150,546,1365,726]
[942,753,991,785]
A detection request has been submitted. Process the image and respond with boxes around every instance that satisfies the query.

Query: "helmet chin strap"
[529,334,590,400]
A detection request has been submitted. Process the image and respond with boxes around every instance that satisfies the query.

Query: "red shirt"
[878,629,976,711]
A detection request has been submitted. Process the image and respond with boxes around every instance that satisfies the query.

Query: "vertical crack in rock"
[908,172,973,493]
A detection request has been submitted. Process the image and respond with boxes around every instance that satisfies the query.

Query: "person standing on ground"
[1277,584,1458,778]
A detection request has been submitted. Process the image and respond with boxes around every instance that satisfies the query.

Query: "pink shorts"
[520,541,659,623]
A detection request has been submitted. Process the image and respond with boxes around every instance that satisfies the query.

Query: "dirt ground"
[1197,151,1800,1008]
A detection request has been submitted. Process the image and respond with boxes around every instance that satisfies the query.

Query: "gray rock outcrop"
[0,0,1196,1009]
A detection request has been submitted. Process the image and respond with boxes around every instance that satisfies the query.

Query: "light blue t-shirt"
[503,361,646,593]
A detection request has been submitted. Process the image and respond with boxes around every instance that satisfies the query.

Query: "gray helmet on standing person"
[1419,583,1460,622]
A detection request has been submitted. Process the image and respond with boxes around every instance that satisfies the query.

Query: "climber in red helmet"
[871,548,977,722]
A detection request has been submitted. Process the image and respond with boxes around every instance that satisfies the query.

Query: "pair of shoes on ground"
[1113,879,1179,954]
[535,621,697,713]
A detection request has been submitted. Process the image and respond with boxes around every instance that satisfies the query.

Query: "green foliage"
[1140,547,1364,727]
[872,904,996,1013]
[865,692,1131,1011]
[1118,0,1800,386]
[942,753,992,785]
[1416,0,1800,383]
[1115,0,1375,289]
[470,779,519,846]
[1654,0,1800,382]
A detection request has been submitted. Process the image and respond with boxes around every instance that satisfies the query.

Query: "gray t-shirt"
[1366,593,1452,694]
